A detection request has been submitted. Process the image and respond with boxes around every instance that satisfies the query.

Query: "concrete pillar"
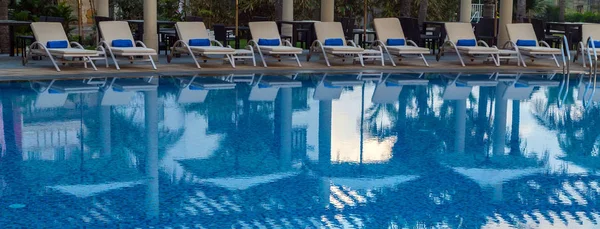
[282,0,294,37]
[497,0,514,46]
[143,0,159,54]
[144,90,159,220]
[460,0,472,22]
[320,0,335,22]
[454,100,467,153]
[96,0,110,17]
[318,101,332,208]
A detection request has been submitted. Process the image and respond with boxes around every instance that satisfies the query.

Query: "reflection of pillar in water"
[510,100,521,155]
[276,88,293,170]
[454,100,467,153]
[99,103,111,157]
[493,88,508,155]
[144,90,159,220]
[318,100,332,208]
[492,183,503,202]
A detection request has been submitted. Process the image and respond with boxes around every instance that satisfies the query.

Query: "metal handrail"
[558,35,571,108]
[583,36,598,108]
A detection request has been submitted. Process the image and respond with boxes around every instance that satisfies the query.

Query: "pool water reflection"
[0,72,599,228]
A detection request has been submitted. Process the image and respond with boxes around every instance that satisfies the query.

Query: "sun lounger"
[505,23,565,68]
[313,73,363,100]
[577,24,600,68]
[101,77,158,106]
[169,22,237,69]
[373,18,430,67]
[98,21,158,70]
[25,22,103,72]
[248,74,302,101]
[30,79,101,108]
[176,76,236,104]
[309,22,370,67]
[495,73,560,100]
[372,73,429,104]
[439,22,500,67]
[248,21,303,67]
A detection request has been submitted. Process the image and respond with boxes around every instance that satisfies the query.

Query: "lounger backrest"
[176,22,209,44]
[249,21,282,44]
[444,22,476,43]
[582,24,600,44]
[99,21,135,47]
[314,22,347,44]
[31,22,70,48]
[373,18,405,43]
[506,23,538,45]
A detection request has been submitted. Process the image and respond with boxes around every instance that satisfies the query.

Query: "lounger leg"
[387,51,397,67]
[420,54,429,67]
[87,56,98,71]
[358,53,365,67]
[455,50,466,67]
[519,53,527,67]
[190,50,201,69]
[149,55,157,70]
[228,55,236,68]
[552,54,560,68]
[582,49,587,68]
[47,54,61,72]
[294,54,302,67]
[108,50,120,70]
[323,52,331,67]
[257,50,268,68]
[251,52,257,67]
[380,52,385,66]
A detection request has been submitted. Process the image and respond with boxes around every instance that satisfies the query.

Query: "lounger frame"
[99,40,157,70]
[169,39,239,68]
[308,39,366,67]
[248,39,302,68]
[24,41,102,72]
[439,40,500,67]
[375,40,429,67]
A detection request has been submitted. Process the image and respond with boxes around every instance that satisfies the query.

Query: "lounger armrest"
[477,40,491,48]
[310,40,323,49]
[30,41,47,50]
[135,40,148,48]
[347,40,359,47]
[70,41,85,49]
[248,40,261,51]
[406,40,420,47]
[282,39,295,47]
[538,40,552,48]
[99,40,111,49]
[245,44,254,53]
[211,39,225,47]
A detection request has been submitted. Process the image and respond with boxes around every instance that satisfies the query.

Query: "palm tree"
[0,0,9,54]
[482,0,495,19]
[417,0,428,25]
[516,0,526,22]
[558,0,566,22]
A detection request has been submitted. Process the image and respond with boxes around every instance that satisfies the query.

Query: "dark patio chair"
[530,18,560,48]
[213,24,235,47]
[475,18,497,47]
[341,17,356,41]
[399,17,421,45]
[185,16,203,22]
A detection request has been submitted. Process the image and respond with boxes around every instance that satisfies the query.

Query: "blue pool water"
[0,72,599,228]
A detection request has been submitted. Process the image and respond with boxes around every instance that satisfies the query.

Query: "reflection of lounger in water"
[496,73,560,100]
[101,77,158,106]
[248,74,302,101]
[31,79,101,108]
[177,76,236,104]
[313,73,363,100]
[372,73,429,104]
[442,73,498,100]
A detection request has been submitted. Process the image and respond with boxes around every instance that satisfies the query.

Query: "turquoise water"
[0,72,599,228]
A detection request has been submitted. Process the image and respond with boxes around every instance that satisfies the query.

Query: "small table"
[423,21,447,49]
[546,22,585,49]
[0,20,33,56]
[352,29,377,48]
[224,26,250,49]
[127,20,176,40]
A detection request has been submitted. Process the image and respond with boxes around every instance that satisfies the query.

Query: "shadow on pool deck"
[0,52,586,81]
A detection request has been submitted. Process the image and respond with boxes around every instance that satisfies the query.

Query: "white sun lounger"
[248,21,303,67]
[98,21,158,70]
[176,76,236,104]
[101,77,158,106]
[30,79,102,108]
[248,74,302,101]
[373,18,430,67]
[440,22,500,67]
[169,22,237,69]
[506,23,565,68]
[577,24,600,68]
[372,73,429,104]
[313,73,364,100]
[309,22,369,67]
[26,22,103,72]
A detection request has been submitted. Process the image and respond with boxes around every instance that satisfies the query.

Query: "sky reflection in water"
[0,72,599,228]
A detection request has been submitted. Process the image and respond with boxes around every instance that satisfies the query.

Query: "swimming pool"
[0,72,598,228]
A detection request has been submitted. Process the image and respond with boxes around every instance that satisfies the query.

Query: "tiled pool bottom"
[1,72,599,228]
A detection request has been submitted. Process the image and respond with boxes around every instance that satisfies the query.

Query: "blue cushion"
[46,40,68,49]
[387,38,405,46]
[455,82,469,87]
[324,38,344,46]
[589,40,600,48]
[516,39,537,46]
[257,39,280,46]
[189,38,211,46]
[385,81,401,87]
[112,39,134,47]
[515,82,529,88]
[456,39,476,46]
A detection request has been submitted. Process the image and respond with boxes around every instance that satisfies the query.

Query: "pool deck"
[0,52,587,81]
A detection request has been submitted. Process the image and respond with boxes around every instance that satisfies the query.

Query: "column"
[492,87,508,155]
[497,0,514,46]
[320,0,335,22]
[96,0,110,17]
[282,0,294,37]
[318,100,332,208]
[276,88,293,170]
[460,0,472,22]
[99,104,111,157]
[144,90,159,220]
[144,0,159,54]
[454,100,467,153]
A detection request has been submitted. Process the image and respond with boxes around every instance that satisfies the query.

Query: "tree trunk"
[417,0,428,25]
[399,0,413,18]
[275,0,283,21]
[0,0,9,54]
[558,0,566,22]
[516,0,526,22]
[482,0,495,19]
